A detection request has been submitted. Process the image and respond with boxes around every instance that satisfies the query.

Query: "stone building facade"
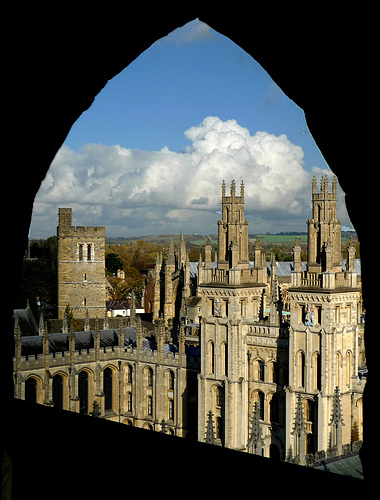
[57,208,107,319]
[13,313,199,436]
[14,177,365,466]
[285,176,363,462]
[146,177,365,461]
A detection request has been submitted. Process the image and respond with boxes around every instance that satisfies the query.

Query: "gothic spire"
[329,386,345,453]
[204,410,216,445]
[329,386,345,429]
[94,316,100,352]
[14,317,21,362]
[230,179,236,198]
[118,316,125,349]
[84,309,90,331]
[247,402,263,454]
[292,393,306,436]
[62,310,68,333]
[38,311,45,336]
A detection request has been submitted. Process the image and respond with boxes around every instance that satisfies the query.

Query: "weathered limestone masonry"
[13,316,193,436]
[197,180,284,451]
[285,175,363,464]
[57,208,107,319]
[195,178,365,464]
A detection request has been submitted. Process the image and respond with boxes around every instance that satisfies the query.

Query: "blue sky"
[66,21,321,167]
[31,19,351,238]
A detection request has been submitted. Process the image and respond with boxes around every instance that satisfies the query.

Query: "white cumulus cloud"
[31,116,349,238]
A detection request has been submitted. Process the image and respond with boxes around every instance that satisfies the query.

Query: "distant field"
[190,238,217,245]
[251,234,307,244]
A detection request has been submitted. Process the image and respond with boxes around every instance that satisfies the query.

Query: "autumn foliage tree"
[106,241,160,302]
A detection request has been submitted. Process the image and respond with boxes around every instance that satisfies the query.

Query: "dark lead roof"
[20,327,179,357]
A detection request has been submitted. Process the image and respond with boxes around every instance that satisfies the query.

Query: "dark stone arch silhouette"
[4,5,373,492]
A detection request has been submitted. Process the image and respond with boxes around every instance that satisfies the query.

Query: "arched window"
[52,373,64,409]
[270,393,280,423]
[104,367,113,411]
[25,376,37,403]
[79,370,89,414]
[216,385,224,407]
[220,342,227,376]
[312,352,321,391]
[297,351,305,388]
[258,391,264,420]
[78,244,83,261]
[87,244,92,260]
[336,352,342,387]
[253,390,265,420]
[147,367,154,387]
[208,341,215,374]
[168,370,175,390]
[346,350,352,386]
[257,360,265,381]
[127,364,133,384]
[271,361,279,384]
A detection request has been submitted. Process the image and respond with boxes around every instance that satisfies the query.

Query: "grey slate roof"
[189,260,361,278]
[13,307,38,336]
[20,327,179,357]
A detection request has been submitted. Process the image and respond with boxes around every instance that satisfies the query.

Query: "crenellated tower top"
[217,180,249,270]
[307,175,341,273]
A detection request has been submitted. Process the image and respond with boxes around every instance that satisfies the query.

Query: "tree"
[15,236,58,318]
[105,252,123,274]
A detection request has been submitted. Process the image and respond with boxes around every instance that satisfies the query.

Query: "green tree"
[105,252,124,274]
[15,236,58,318]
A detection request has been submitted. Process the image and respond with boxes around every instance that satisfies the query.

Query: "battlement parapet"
[15,342,182,371]
[71,225,105,237]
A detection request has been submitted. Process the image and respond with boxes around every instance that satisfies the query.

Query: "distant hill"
[106,231,357,247]
[106,234,218,247]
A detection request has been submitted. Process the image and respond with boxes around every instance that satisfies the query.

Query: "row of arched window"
[250,359,288,386]
[251,390,282,423]
[207,341,227,376]
[295,349,353,390]
[23,364,177,421]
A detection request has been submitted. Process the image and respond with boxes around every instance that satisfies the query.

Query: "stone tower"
[197,180,277,450]
[307,175,341,274]
[57,208,107,319]
[286,175,362,458]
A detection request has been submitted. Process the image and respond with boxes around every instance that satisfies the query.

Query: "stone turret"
[164,240,176,324]
[57,207,106,319]
[153,251,162,322]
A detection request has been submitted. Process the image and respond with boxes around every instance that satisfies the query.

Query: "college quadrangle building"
[13,176,366,470]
